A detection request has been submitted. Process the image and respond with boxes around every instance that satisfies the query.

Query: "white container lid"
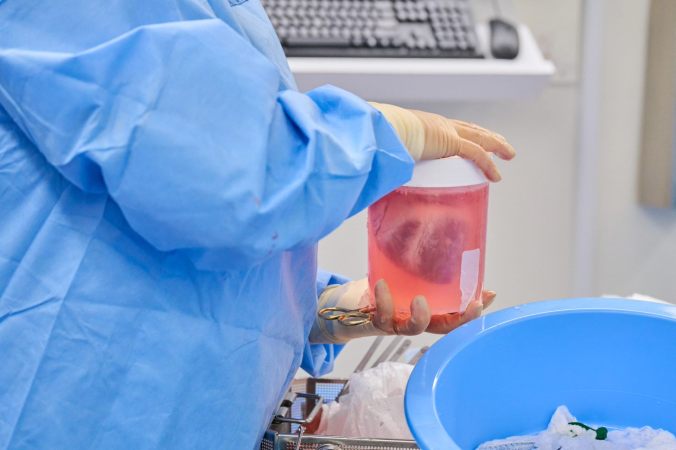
[405,156,488,188]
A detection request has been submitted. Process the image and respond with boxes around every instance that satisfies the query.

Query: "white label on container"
[460,249,481,313]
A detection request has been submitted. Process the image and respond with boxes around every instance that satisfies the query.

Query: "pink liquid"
[367,184,488,315]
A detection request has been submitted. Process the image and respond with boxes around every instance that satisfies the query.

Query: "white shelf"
[289,24,555,102]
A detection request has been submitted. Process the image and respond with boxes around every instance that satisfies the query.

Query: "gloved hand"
[370,102,516,181]
[309,278,496,344]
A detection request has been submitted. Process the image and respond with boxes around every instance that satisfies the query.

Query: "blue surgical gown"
[0,0,414,448]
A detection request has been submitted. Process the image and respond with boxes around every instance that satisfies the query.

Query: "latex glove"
[309,278,497,344]
[370,102,516,181]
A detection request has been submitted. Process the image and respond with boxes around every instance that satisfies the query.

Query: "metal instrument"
[317,306,373,326]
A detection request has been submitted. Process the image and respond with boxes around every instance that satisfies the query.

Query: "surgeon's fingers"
[457,138,502,182]
[453,119,505,138]
[426,300,483,334]
[372,279,395,334]
[482,290,497,309]
[392,296,431,336]
[454,123,516,161]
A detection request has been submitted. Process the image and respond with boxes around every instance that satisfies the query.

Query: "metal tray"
[261,378,418,450]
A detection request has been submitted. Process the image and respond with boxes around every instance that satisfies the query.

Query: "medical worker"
[0,0,515,448]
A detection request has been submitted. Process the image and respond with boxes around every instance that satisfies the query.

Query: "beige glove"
[309,278,496,344]
[370,102,516,181]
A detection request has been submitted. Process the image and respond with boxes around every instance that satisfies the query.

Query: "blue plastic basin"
[405,298,676,450]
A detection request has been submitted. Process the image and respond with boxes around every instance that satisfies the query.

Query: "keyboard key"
[374,27,392,38]
[378,18,398,27]
[439,40,456,50]
[287,36,352,46]
[378,36,391,47]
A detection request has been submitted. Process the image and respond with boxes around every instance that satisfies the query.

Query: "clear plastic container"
[367,157,489,315]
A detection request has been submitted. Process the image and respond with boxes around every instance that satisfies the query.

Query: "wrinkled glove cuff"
[369,102,425,161]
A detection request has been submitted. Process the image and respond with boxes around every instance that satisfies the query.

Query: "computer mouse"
[489,18,519,59]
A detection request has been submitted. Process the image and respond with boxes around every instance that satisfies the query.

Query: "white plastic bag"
[316,362,413,440]
[477,406,676,450]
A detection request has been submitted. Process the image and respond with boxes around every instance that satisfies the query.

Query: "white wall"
[594,0,676,301]
[316,0,585,377]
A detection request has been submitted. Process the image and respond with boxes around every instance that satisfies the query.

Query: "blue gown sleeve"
[301,270,348,377]
[0,18,413,270]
